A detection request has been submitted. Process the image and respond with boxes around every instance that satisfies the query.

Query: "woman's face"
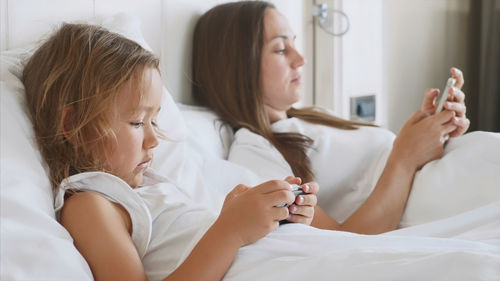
[260,8,305,122]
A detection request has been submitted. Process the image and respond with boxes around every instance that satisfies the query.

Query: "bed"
[1,2,500,280]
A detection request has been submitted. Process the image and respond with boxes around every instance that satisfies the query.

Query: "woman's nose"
[292,48,306,68]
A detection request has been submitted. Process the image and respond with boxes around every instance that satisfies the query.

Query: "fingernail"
[290,205,297,213]
[297,196,304,204]
[303,184,309,192]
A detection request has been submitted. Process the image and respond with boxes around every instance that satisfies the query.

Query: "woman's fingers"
[443,101,466,117]
[422,88,440,113]
[449,117,470,138]
[433,109,455,125]
[451,67,464,89]
[450,87,465,103]
[409,109,430,124]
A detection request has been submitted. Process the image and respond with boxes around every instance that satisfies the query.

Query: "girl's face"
[260,8,305,122]
[104,68,162,188]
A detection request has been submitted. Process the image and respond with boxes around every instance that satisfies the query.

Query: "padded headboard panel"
[1,0,307,104]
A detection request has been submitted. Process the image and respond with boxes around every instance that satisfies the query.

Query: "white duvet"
[225,203,500,281]
[151,124,500,281]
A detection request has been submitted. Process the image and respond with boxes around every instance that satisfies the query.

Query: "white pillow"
[0,13,187,280]
[178,104,233,159]
[1,51,93,279]
[400,131,500,227]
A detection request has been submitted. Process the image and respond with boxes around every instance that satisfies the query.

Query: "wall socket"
[350,95,376,122]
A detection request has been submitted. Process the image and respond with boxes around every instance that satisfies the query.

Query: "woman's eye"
[130,122,144,128]
[276,48,286,55]
[151,120,158,127]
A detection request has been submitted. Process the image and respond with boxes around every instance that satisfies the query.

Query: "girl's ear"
[61,105,75,144]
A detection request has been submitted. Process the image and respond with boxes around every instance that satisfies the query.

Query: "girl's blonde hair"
[23,23,160,188]
[192,1,374,182]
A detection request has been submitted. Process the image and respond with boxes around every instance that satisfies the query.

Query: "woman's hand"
[283,176,318,225]
[217,180,295,246]
[392,109,457,171]
[421,67,470,137]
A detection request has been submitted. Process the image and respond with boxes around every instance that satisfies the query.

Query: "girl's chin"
[128,175,143,188]
[125,169,146,188]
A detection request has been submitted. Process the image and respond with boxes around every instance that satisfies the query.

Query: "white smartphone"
[435,77,456,114]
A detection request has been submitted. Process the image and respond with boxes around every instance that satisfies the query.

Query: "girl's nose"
[144,125,159,149]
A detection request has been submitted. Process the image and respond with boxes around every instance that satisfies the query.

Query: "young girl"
[191,1,470,234]
[22,23,318,281]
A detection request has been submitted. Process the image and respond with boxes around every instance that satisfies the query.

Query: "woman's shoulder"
[272,117,395,143]
[233,127,272,146]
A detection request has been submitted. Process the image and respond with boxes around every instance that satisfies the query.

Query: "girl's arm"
[165,181,295,281]
[60,192,148,281]
[312,110,458,234]
[62,181,295,281]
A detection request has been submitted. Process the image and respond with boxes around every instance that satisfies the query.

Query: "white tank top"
[54,169,217,281]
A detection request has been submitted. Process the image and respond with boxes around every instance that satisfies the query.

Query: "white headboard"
[1,0,308,104]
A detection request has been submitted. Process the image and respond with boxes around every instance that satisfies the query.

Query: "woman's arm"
[312,110,458,234]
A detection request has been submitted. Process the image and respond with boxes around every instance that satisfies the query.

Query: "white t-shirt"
[228,117,396,223]
[54,170,217,281]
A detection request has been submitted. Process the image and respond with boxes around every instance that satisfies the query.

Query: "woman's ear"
[61,105,75,143]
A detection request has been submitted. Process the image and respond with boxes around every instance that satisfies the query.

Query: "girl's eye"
[151,120,158,128]
[130,122,144,128]
[276,48,286,55]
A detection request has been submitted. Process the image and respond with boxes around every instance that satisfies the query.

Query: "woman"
[191,1,470,234]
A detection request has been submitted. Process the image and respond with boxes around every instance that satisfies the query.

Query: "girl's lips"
[138,159,151,168]
[291,75,302,83]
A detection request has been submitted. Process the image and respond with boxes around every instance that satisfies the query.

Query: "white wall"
[382,0,470,132]
[0,0,306,106]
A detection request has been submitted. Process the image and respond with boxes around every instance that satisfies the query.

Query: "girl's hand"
[283,176,318,226]
[392,109,457,171]
[217,180,295,246]
[421,67,470,137]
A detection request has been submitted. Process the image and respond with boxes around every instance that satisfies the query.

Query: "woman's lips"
[291,75,302,83]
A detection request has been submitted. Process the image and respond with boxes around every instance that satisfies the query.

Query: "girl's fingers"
[288,204,314,218]
[272,204,290,221]
[295,194,317,206]
[301,182,319,194]
[284,176,301,185]
[268,189,295,207]
[226,184,250,201]
[255,180,293,194]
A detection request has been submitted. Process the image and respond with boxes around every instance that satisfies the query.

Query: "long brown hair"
[192,1,372,182]
[23,23,160,188]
